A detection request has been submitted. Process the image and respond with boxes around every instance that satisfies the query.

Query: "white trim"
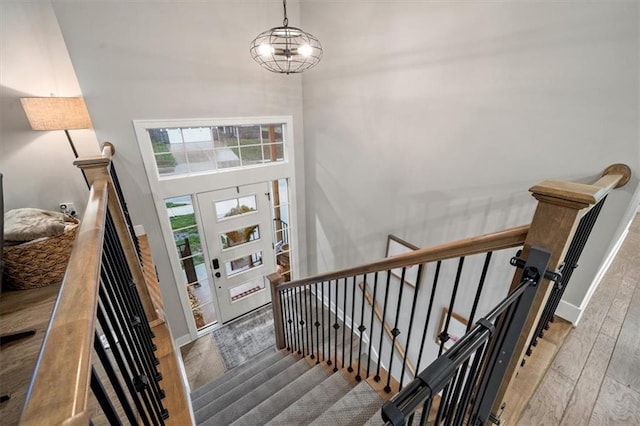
[133,224,146,236]
[175,333,192,348]
[134,116,300,343]
[555,300,581,324]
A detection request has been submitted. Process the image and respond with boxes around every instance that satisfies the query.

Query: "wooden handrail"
[20,179,108,425]
[277,225,530,291]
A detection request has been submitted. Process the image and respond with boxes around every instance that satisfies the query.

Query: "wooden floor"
[521,213,640,425]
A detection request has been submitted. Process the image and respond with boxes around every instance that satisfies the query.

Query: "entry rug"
[212,304,276,370]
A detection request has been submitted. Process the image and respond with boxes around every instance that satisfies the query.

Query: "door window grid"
[165,195,216,330]
[149,124,285,177]
[271,179,292,282]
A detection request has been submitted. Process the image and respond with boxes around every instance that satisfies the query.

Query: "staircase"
[191,348,387,425]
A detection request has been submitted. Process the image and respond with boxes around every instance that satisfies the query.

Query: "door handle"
[212,258,220,270]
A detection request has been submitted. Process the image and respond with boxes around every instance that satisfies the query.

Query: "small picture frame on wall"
[436,308,469,351]
[385,234,423,288]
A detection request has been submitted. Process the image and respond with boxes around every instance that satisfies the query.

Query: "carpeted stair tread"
[364,408,383,425]
[194,353,297,419]
[266,369,353,426]
[308,380,384,426]
[190,347,280,400]
[230,364,330,426]
[200,358,312,425]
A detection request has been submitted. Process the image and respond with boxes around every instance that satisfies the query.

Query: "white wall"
[300,1,639,318]
[52,1,307,341]
[0,1,99,214]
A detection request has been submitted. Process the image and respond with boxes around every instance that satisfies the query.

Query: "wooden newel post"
[493,164,631,420]
[75,143,162,325]
[268,272,286,350]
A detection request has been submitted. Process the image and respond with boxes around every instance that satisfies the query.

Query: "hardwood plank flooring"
[607,286,640,395]
[523,213,640,425]
[0,283,62,425]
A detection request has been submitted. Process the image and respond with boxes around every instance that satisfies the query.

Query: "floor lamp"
[0,98,93,399]
[20,97,93,159]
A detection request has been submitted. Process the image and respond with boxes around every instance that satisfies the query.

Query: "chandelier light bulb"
[249,0,323,74]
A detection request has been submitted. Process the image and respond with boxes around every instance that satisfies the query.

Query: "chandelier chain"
[282,0,289,27]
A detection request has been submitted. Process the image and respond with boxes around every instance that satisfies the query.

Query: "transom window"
[149,124,285,177]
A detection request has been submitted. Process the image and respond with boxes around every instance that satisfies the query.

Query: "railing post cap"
[102,141,115,155]
[602,163,631,188]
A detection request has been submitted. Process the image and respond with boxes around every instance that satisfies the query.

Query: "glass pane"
[276,250,291,282]
[215,147,241,169]
[187,149,216,172]
[225,251,263,277]
[261,124,284,142]
[173,227,202,257]
[238,125,261,143]
[188,285,216,329]
[180,255,206,285]
[150,129,186,176]
[239,145,264,165]
[220,225,260,249]
[229,278,266,302]
[262,143,285,162]
[213,126,238,148]
[214,195,257,220]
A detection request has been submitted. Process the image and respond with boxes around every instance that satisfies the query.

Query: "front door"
[197,183,276,323]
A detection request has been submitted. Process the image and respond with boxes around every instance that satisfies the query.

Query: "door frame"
[134,116,299,341]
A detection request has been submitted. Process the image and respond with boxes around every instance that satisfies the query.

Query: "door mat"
[212,304,276,370]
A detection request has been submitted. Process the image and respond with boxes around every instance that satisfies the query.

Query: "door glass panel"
[225,251,263,277]
[229,278,266,302]
[220,225,260,249]
[166,195,217,329]
[215,195,257,220]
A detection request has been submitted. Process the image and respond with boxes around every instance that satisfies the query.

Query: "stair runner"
[191,348,387,425]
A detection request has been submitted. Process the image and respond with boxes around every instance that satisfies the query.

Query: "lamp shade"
[20,97,92,131]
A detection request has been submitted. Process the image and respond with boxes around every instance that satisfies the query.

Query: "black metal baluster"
[94,330,138,425]
[321,282,326,362]
[385,267,407,393]
[289,288,300,352]
[468,253,492,330]
[280,289,290,351]
[327,281,332,366]
[293,288,304,355]
[356,275,367,381]
[306,285,314,359]
[96,304,150,425]
[285,289,294,353]
[342,277,348,369]
[101,250,166,422]
[416,261,441,372]
[300,285,307,356]
[348,276,357,373]
[333,279,339,372]
[103,230,166,408]
[438,257,465,357]
[106,214,154,341]
[375,270,392,382]
[314,282,321,364]
[400,263,424,388]
[98,292,156,425]
[366,272,379,378]
[419,397,434,426]
[91,365,123,426]
[109,163,141,258]
[454,343,487,424]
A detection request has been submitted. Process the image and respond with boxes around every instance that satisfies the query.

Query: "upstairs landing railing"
[20,144,186,425]
[269,163,631,424]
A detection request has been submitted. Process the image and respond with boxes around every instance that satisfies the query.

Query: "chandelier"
[250,0,323,74]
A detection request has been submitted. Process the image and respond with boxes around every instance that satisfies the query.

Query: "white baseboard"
[555,300,581,324]
[133,224,146,236]
[175,333,191,347]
